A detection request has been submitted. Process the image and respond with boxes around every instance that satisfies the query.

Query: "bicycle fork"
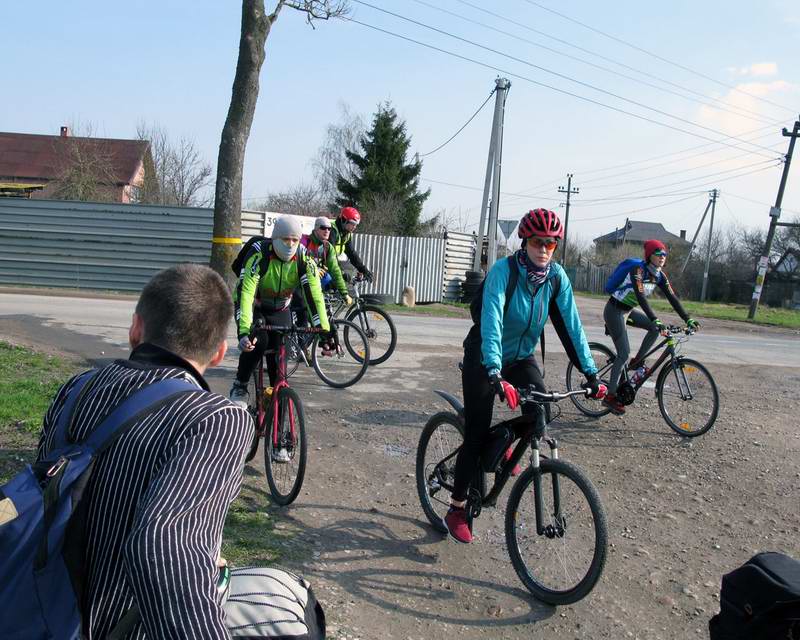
[530,437,566,538]
[669,360,694,401]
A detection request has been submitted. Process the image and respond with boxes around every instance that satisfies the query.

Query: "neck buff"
[647,262,661,277]
[273,238,297,261]
[516,248,551,287]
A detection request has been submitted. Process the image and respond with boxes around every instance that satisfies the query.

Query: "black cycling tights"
[452,356,545,503]
[236,308,292,388]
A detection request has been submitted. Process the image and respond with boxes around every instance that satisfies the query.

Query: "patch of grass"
[382,303,471,319]
[221,478,305,566]
[646,299,800,329]
[0,341,80,482]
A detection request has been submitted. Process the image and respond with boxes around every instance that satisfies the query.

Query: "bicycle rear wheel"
[505,459,607,605]
[312,319,370,388]
[345,304,397,365]
[566,342,615,418]
[264,387,307,505]
[656,357,719,437]
[415,412,464,534]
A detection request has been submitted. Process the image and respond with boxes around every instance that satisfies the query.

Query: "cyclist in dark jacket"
[445,208,603,544]
[602,239,700,415]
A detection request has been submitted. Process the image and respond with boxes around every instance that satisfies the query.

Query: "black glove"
[363,269,374,283]
[582,373,602,399]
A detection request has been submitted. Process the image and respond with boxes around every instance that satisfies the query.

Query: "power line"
[411,0,778,126]
[420,176,562,201]
[419,88,495,157]
[351,1,781,157]
[454,0,787,123]
[520,0,797,114]
[724,191,800,216]
[570,193,703,222]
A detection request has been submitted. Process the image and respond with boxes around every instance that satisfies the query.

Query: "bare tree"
[135,122,213,206]
[311,102,366,208]
[211,0,349,285]
[437,206,472,233]
[50,123,119,202]
[251,183,325,216]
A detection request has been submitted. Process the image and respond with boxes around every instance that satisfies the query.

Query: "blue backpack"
[0,371,198,639]
[604,258,645,294]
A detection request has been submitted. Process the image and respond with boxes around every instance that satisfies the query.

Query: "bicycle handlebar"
[517,387,595,403]
[250,324,327,338]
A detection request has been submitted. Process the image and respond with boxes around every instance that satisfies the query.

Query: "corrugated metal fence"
[442,231,477,302]
[0,199,469,302]
[0,198,213,291]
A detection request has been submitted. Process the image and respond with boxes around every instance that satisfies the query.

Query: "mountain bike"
[565,324,719,437]
[416,384,608,605]
[326,272,397,366]
[283,317,371,389]
[244,323,324,505]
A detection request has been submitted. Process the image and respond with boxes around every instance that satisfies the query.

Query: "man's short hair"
[135,263,232,363]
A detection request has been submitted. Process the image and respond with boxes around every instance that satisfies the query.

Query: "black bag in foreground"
[225,566,325,639]
[709,551,800,639]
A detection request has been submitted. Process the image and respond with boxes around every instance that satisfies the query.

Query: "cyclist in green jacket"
[329,206,373,283]
[230,216,329,409]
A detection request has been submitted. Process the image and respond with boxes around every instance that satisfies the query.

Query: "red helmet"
[518,209,564,239]
[644,239,667,260]
[339,206,361,223]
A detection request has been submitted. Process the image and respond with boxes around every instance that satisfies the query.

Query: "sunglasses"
[652,250,668,257]
[344,220,359,226]
[317,225,332,231]
[529,237,558,250]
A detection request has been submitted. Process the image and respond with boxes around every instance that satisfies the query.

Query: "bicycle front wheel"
[345,304,397,365]
[415,412,464,534]
[505,459,607,605]
[283,335,302,379]
[566,342,615,418]
[264,387,307,505]
[656,357,719,437]
[312,319,370,388]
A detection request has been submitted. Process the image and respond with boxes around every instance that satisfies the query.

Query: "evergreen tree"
[335,103,430,236]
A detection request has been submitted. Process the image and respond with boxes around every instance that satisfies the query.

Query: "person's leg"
[603,302,630,395]
[629,310,660,366]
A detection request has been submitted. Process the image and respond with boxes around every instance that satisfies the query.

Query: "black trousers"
[452,336,546,502]
[235,307,292,387]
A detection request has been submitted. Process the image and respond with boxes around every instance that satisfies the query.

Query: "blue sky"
[2,0,798,246]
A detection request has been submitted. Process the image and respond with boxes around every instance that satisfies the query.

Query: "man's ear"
[129,313,144,350]
[208,340,228,369]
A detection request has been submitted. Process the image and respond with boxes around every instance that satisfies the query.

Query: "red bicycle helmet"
[340,206,361,223]
[518,208,564,239]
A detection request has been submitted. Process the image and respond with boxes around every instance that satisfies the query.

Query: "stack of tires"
[461,269,485,303]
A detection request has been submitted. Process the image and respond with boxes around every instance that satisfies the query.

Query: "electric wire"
[454,0,788,123]
[520,0,797,114]
[411,0,778,126]
[419,88,496,157]
[569,193,703,222]
[350,2,781,158]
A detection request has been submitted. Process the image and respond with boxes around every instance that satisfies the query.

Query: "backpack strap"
[81,378,200,454]
[539,268,562,378]
[51,369,100,451]
[259,239,273,277]
[502,254,519,317]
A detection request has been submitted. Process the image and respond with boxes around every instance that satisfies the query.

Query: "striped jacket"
[36,344,252,639]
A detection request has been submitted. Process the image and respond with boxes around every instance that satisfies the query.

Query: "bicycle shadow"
[274,502,556,627]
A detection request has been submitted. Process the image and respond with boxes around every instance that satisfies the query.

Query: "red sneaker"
[444,507,472,544]
[602,393,626,415]
[503,446,522,476]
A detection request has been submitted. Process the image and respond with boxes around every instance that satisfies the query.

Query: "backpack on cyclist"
[709,552,800,640]
[0,372,199,639]
[225,566,326,639]
[603,257,645,294]
[232,236,271,277]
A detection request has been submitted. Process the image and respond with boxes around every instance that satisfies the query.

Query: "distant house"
[0,126,150,203]
[593,220,690,253]
[774,248,800,279]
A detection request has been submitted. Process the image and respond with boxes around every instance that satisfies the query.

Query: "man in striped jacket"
[36,264,252,639]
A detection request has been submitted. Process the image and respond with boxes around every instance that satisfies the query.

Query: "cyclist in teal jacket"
[445,208,603,544]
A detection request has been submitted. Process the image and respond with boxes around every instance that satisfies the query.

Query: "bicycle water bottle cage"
[616,382,636,406]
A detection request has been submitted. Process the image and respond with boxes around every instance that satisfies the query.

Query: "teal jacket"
[480,259,597,376]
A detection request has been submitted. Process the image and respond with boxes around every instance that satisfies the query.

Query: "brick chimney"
[680,229,686,240]
[60,126,71,137]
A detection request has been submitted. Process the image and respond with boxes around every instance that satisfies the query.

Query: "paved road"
[2,292,798,368]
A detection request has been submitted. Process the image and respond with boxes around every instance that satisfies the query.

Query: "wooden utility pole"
[558,174,579,266]
[747,118,800,319]
[700,189,718,302]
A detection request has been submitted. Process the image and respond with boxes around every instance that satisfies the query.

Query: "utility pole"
[558,174,579,266]
[472,77,511,272]
[748,117,800,320]
[681,196,714,274]
[700,189,718,302]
